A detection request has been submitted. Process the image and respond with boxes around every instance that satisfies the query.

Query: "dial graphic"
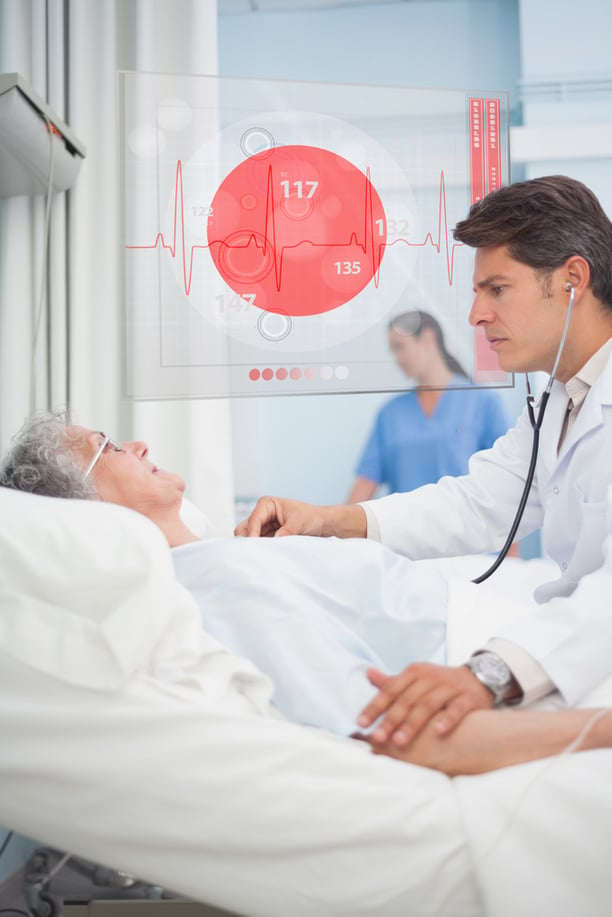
[166,109,419,354]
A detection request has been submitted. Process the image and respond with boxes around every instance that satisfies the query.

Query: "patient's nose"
[123,440,149,459]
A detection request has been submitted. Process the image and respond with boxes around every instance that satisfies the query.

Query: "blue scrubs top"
[355,377,511,493]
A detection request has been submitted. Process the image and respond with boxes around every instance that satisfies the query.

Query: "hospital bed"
[0,485,611,917]
[14,844,239,915]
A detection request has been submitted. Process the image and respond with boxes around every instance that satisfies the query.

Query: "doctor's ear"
[562,256,590,295]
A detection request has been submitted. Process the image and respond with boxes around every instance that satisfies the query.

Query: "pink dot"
[304,366,317,380]
[262,368,274,381]
[249,368,260,381]
[290,367,302,380]
[276,367,288,380]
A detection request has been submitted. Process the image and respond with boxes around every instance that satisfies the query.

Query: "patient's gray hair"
[0,410,96,500]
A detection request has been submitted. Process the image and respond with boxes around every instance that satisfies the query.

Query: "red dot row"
[249,367,319,382]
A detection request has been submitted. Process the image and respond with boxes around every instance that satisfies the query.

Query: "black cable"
[0,910,31,916]
[0,830,14,861]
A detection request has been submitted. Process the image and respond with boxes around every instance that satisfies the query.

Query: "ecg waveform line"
[404,169,464,287]
[125,159,465,296]
[125,160,202,296]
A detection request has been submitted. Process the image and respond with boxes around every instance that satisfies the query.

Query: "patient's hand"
[370,707,612,776]
[358,662,494,749]
[368,710,504,776]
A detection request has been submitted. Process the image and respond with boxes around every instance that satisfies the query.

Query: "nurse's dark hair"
[453,175,612,310]
[389,310,468,378]
[0,409,95,500]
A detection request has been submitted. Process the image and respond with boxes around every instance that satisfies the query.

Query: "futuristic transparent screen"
[119,72,512,399]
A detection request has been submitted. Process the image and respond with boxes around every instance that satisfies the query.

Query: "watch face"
[471,653,512,690]
[480,656,509,685]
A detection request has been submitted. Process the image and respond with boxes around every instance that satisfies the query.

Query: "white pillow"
[0,488,198,690]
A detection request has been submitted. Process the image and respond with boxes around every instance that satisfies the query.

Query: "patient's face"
[71,427,186,517]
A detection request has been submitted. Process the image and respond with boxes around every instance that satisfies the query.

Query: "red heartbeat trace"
[390,169,465,286]
[125,159,464,296]
[125,160,204,296]
[253,158,386,295]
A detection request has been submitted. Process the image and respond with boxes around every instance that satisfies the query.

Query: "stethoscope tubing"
[472,286,575,584]
[472,389,549,583]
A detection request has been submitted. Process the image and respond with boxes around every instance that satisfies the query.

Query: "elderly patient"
[0,411,449,737]
[1,409,611,775]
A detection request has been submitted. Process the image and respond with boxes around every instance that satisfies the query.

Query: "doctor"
[237,175,612,749]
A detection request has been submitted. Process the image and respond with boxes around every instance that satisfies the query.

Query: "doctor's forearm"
[320,502,368,538]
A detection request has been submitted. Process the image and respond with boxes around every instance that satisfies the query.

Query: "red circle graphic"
[207,145,387,317]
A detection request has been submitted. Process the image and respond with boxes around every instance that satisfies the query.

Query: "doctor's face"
[469,246,573,378]
[71,427,186,514]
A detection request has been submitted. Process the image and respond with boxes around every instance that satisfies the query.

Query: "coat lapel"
[557,351,612,460]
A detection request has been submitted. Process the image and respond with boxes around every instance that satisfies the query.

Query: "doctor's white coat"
[366,351,612,705]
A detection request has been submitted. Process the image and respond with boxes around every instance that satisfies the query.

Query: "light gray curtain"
[0,0,234,533]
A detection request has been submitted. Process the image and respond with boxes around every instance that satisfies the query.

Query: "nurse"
[347,310,511,503]
[237,175,612,750]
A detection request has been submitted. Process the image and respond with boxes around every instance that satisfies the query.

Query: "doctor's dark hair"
[0,410,95,500]
[453,175,612,309]
[389,310,469,378]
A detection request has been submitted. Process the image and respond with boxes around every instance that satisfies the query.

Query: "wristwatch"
[465,652,515,705]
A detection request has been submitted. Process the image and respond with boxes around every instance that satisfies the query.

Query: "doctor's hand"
[357,662,495,748]
[234,496,367,539]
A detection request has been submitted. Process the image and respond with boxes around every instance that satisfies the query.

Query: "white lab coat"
[365,350,612,704]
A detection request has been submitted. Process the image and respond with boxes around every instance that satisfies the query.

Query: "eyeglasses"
[84,433,124,479]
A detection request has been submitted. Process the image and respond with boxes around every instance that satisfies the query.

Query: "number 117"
[280,180,318,199]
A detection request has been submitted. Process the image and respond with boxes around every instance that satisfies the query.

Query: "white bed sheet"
[430,552,612,917]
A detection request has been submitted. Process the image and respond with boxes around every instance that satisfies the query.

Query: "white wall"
[517,0,612,209]
[219,0,520,94]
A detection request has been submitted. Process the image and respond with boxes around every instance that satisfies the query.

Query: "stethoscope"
[472,283,576,584]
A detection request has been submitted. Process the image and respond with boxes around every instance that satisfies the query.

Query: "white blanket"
[172,534,448,735]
